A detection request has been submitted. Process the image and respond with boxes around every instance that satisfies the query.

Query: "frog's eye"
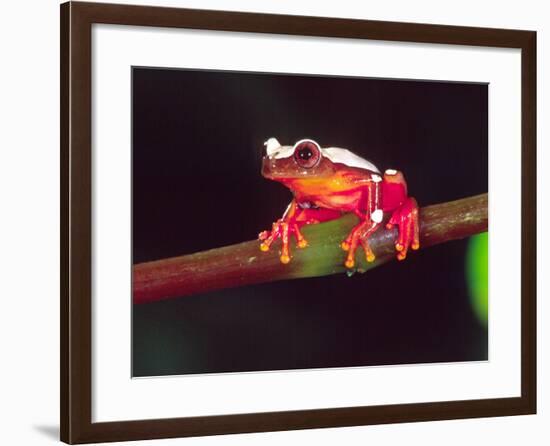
[293,139,321,169]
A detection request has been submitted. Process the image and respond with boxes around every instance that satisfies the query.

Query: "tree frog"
[259,138,420,268]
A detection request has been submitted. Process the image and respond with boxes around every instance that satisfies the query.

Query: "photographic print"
[61,4,536,441]
[131,67,488,378]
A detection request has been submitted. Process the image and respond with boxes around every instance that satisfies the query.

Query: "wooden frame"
[60,1,536,443]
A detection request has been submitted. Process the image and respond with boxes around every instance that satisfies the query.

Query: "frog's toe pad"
[280,254,291,264]
[258,220,308,264]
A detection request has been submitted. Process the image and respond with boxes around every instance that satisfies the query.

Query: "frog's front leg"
[259,200,341,264]
[259,200,305,264]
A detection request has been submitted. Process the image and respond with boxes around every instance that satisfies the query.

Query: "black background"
[132,67,488,377]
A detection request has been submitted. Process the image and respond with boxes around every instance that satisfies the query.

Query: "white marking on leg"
[385,168,397,175]
[367,182,373,215]
[371,209,383,223]
[281,202,293,219]
[373,177,380,212]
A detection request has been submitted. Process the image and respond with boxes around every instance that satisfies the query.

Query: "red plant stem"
[133,193,487,304]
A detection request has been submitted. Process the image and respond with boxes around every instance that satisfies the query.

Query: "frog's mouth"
[261,155,301,180]
[261,156,272,178]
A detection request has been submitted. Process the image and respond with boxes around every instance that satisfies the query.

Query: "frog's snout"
[261,156,274,178]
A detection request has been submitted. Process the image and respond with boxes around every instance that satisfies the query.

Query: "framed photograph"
[61,1,536,443]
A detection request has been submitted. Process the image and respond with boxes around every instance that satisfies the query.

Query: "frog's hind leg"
[385,197,420,260]
[341,179,383,268]
[382,169,420,261]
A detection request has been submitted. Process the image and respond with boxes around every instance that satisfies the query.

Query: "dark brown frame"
[60,1,537,443]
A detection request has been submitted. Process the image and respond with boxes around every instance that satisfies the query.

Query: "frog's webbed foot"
[341,218,380,268]
[385,197,420,261]
[259,219,307,264]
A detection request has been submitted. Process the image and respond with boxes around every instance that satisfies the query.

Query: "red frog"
[259,138,420,268]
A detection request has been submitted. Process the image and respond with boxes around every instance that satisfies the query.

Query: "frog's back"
[321,147,380,174]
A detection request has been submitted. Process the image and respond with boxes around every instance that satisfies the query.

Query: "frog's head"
[261,138,379,182]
